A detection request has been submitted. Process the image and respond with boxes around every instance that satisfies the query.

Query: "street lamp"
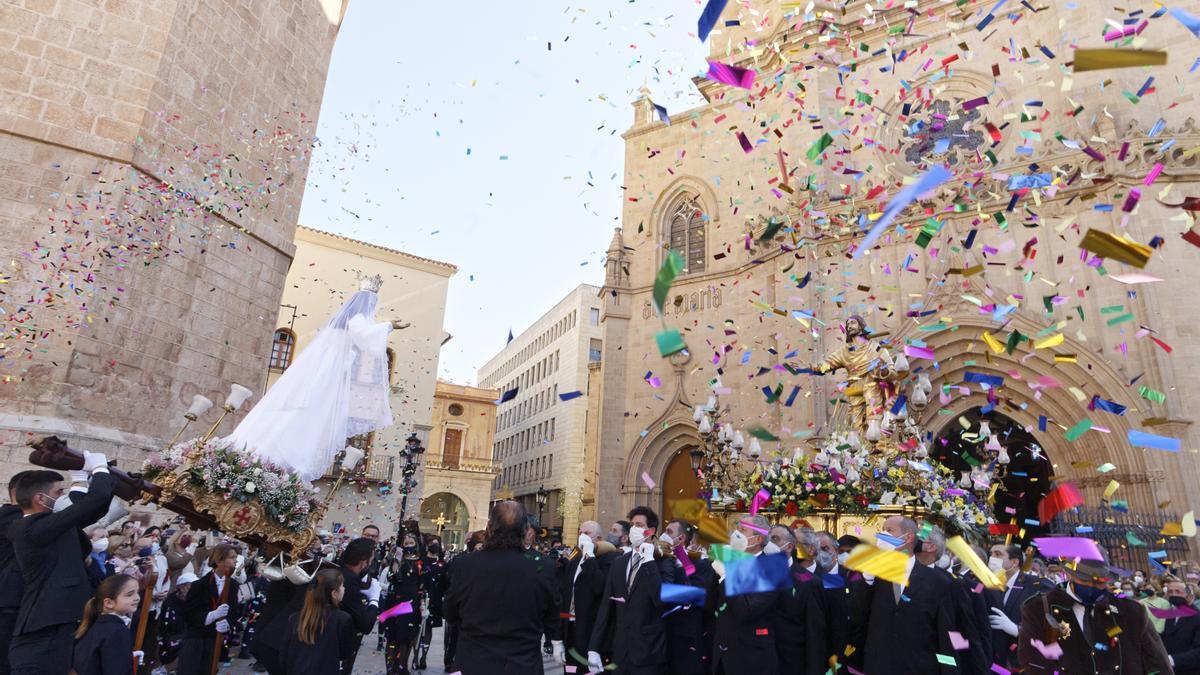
[397,432,425,534]
[688,447,705,473]
[535,484,548,528]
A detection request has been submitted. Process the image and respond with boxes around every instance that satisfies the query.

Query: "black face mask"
[1169,596,1189,607]
[403,545,417,554]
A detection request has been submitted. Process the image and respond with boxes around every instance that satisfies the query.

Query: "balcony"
[424,456,501,474]
[321,453,395,483]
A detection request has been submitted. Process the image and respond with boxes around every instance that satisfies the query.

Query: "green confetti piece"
[807,132,834,160]
[1106,312,1134,327]
[936,654,958,666]
[747,425,780,442]
[1125,531,1147,547]
[655,329,687,357]
[1138,386,1166,404]
[1100,304,1126,314]
[1097,463,1116,473]
[759,217,784,241]
[653,251,685,312]
[1065,418,1093,441]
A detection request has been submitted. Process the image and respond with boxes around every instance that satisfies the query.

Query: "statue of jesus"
[814,316,906,438]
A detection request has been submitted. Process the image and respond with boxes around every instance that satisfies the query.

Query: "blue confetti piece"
[697,0,729,42]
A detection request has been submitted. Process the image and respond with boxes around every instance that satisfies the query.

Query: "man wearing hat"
[1018,550,1173,674]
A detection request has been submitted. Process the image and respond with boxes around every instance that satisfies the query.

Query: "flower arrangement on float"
[733,430,993,534]
[144,437,322,530]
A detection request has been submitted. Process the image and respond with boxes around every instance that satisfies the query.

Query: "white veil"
[224,290,394,481]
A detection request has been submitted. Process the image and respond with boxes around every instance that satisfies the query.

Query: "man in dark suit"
[816,531,858,671]
[445,501,562,675]
[0,471,36,675]
[770,526,827,675]
[915,527,990,675]
[588,505,667,674]
[1162,580,1200,674]
[857,516,962,675]
[1018,553,1171,674]
[337,537,381,675]
[707,514,784,675]
[561,520,619,672]
[8,454,116,675]
[660,519,713,675]
[985,543,1042,670]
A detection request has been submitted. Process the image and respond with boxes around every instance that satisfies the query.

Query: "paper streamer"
[1128,429,1182,452]
[706,61,756,89]
[697,0,729,42]
[854,165,952,259]
[749,488,771,515]
[904,345,936,360]
[1032,536,1105,561]
[1039,483,1085,523]
[947,536,1004,590]
[661,583,706,606]
[843,544,910,585]
[674,546,696,577]
[378,600,413,621]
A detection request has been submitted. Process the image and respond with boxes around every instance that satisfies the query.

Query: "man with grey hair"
[769,525,827,674]
[859,515,962,674]
[815,531,854,670]
[709,514,785,673]
[562,520,618,671]
[918,525,992,674]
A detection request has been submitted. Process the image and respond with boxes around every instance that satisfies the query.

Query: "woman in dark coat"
[281,568,357,675]
[382,532,426,674]
[176,544,242,675]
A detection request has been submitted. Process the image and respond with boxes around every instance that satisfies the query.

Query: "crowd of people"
[3,458,1200,674]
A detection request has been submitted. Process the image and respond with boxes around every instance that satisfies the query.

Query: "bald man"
[561,520,619,672]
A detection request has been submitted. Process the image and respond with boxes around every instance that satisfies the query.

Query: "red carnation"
[785,501,799,516]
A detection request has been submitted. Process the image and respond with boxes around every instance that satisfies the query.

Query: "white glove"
[361,578,381,605]
[82,451,109,474]
[712,560,726,582]
[989,607,1019,637]
[205,603,229,625]
[863,571,876,584]
[578,534,595,558]
[637,541,656,561]
[69,471,88,485]
[552,640,566,665]
[587,650,604,672]
[132,651,144,666]
[215,619,229,633]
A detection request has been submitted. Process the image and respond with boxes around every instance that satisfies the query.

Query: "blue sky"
[299,2,711,385]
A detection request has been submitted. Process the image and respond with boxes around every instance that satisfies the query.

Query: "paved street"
[223,624,560,674]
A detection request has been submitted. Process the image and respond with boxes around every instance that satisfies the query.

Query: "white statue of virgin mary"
[225,273,402,481]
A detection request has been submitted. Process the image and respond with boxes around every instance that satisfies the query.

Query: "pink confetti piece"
[706,61,757,89]
[1143,162,1164,186]
[749,488,771,515]
[378,600,412,621]
[1150,604,1199,619]
[675,545,696,576]
[641,471,656,490]
[1032,536,1105,561]
[904,345,936,360]
[738,518,770,535]
[990,665,1012,675]
[1031,639,1063,660]
[948,631,970,650]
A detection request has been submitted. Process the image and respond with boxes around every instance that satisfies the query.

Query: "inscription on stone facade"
[642,287,722,319]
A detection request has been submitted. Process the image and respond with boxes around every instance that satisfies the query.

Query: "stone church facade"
[0,1,349,478]
[594,0,1200,554]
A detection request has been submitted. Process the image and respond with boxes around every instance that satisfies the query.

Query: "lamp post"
[535,484,548,529]
[397,432,425,534]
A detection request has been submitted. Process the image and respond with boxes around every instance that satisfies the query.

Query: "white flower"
[253,467,262,475]
[244,482,257,494]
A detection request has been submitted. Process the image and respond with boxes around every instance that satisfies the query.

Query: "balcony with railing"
[424,455,500,474]
[320,453,395,483]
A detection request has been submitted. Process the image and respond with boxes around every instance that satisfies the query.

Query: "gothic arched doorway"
[932,407,1052,542]
[661,447,704,523]
[419,492,469,551]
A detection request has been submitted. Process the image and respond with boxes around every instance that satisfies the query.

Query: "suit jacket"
[707,555,783,675]
[72,613,134,675]
[775,563,828,675]
[444,548,560,675]
[1018,588,1173,675]
[985,571,1042,669]
[180,570,243,641]
[9,471,115,634]
[860,560,961,675]
[664,553,713,675]
[0,504,25,611]
[1162,613,1200,675]
[281,609,357,675]
[339,565,381,642]
[561,548,619,659]
[953,570,993,675]
[818,563,855,670]
[590,550,667,673]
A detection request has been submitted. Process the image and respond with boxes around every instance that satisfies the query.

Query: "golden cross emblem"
[434,511,448,533]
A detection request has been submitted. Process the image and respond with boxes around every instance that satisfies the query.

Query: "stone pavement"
[223,625,560,674]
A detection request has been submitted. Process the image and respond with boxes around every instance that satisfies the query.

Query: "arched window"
[667,195,706,273]
[269,328,295,370]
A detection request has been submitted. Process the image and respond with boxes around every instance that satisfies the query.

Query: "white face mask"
[658,532,674,547]
[577,532,592,548]
[92,538,109,553]
[52,494,72,513]
[1134,575,1145,584]
[730,530,748,552]
[987,556,1006,573]
[935,554,951,569]
[763,541,782,556]
[838,552,850,566]
[629,526,647,547]
[875,536,897,551]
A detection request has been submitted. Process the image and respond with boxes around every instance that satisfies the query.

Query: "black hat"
[1065,549,1115,584]
[837,534,862,548]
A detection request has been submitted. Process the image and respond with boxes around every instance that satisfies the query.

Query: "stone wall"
[0,0,347,481]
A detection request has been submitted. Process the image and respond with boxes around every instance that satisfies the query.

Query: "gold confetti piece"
[1079,228,1153,268]
[1104,480,1120,499]
[1072,48,1167,72]
[1054,354,1078,363]
[1035,333,1064,349]
[844,544,911,585]
[982,331,1005,354]
[947,536,1004,589]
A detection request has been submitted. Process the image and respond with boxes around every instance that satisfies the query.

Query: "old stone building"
[593,0,1200,559]
[266,226,456,538]
[0,2,348,478]
[419,381,500,550]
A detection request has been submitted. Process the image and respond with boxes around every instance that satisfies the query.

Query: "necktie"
[893,581,902,604]
[628,552,643,587]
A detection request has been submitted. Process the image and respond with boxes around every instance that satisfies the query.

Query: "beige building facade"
[595,0,1200,555]
[419,380,500,551]
[267,226,456,538]
[0,2,347,481]
[478,284,603,541]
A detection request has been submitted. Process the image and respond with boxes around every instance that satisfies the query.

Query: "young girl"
[281,568,355,675]
[73,574,141,675]
[177,544,241,675]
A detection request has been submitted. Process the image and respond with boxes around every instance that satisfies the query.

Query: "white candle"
[225,384,253,410]
[186,395,214,418]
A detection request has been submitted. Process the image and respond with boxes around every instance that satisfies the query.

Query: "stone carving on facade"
[899,98,988,168]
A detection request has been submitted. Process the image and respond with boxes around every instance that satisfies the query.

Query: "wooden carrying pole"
[210,573,231,675]
[133,567,158,658]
